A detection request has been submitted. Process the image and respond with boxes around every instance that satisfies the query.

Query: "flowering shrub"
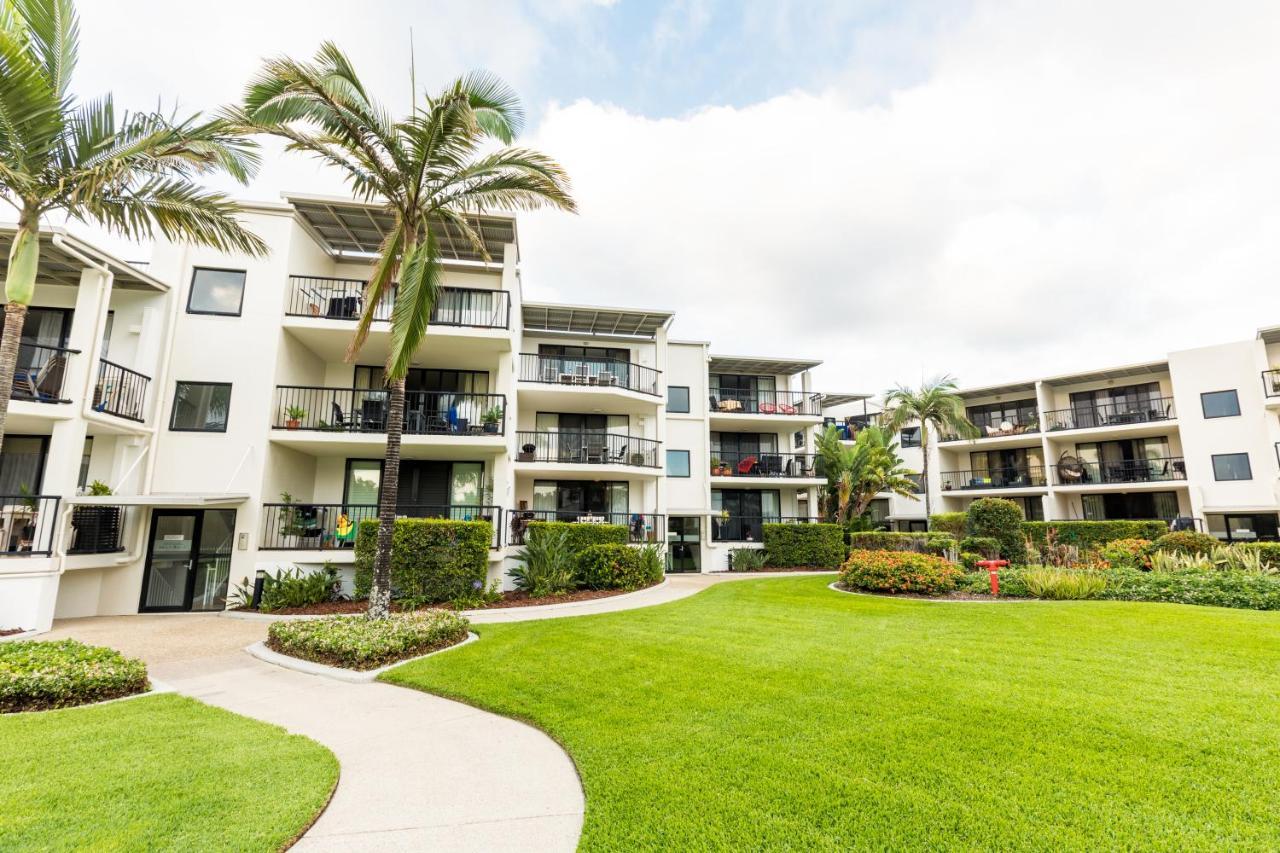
[267,610,469,670]
[840,549,962,595]
[1153,531,1218,556]
[1,640,149,712]
[1098,538,1152,570]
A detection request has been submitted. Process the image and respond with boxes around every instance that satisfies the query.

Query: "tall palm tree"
[0,0,267,454]
[883,375,979,524]
[233,44,576,618]
[815,423,919,527]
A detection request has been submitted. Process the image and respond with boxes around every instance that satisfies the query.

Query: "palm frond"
[427,147,577,214]
[347,223,403,361]
[76,177,267,256]
[386,229,441,378]
[0,10,68,174]
[456,69,523,142]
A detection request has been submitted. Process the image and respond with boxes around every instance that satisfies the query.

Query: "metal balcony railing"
[939,466,1047,491]
[709,451,817,478]
[272,386,506,436]
[0,494,59,556]
[11,343,78,403]
[1054,457,1186,486]
[709,389,823,416]
[506,509,665,546]
[515,431,661,467]
[943,415,1039,441]
[1043,397,1176,431]
[518,353,660,396]
[711,514,815,542]
[94,359,149,422]
[260,503,502,549]
[285,276,511,328]
[68,505,127,554]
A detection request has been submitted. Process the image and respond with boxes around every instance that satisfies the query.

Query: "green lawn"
[386,576,1280,850]
[0,693,337,851]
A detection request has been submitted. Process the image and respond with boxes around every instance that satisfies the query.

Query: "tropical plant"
[814,424,919,527]
[882,375,979,522]
[1020,568,1107,600]
[729,547,768,571]
[233,46,575,618]
[85,479,111,496]
[0,0,266,454]
[510,528,575,597]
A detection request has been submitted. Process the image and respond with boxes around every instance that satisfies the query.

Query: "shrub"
[1238,542,1280,569]
[958,536,1001,559]
[526,521,627,551]
[847,532,955,553]
[1098,538,1152,570]
[258,564,340,613]
[1020,568,1108,600]
[511,528,576,597]
[959,551,983,571]
[957,569,1032,597]
[1101,568,1280,610]
[354,518,491,604]
[763,523,845,567]
[840,549,962,595]
[575,544,659,590]
[929,513,968,538]
[966,498,1025,561]
[1210,545,1270,574]
[1148,550,1213,573]
[635,543,666,581]
[447,581,503,610]
[1153,531,1219,556]
[729,547,768,571]
[266,610,469,670]
[1,640,149,712]
[1022,520,1168,551]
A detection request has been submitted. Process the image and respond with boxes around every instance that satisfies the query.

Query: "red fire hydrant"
[977,559,1009,596]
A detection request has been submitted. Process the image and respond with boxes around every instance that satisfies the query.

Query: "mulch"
[0,627,26,637]
[835,583,1005,601]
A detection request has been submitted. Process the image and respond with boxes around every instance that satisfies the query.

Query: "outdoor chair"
[777,402,797,415]
[737,455,759,476]
[330,401,347,430]
[759,402,778,414]
[360,399,386,430]
[327,295,360,318]
[27,355,67,401]
[759,454,783,476]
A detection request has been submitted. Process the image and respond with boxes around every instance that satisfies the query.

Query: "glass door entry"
[139,509,236,612]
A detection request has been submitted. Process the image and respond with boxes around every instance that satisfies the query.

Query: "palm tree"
[883,375,979,524]
[233,45,576,618]
[814,424,919,527]
[0,0,267,454]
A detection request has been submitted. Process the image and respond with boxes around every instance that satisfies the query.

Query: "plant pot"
[517,452,535,462]
[630,453,646,466]
[483,421,499,434]
[286,419,300,430]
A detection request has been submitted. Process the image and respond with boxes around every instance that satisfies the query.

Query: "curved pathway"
[44,571,829,850]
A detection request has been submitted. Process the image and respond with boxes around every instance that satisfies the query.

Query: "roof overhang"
[821,392,873,407]
[957,381,1039,399]
[1200,506,1280,515]
[284,193,516,263]
[709,355,822,376]
[0,225,167,291]
[65,493,250,507]
[1258,325,1280,345]
[522,302,674,339]
[1041,360,1169,387]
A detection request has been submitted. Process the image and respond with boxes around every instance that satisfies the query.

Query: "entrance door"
[140,509,236,612]
[667,516,701,573]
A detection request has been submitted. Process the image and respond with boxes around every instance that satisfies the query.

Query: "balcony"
[943,415,1039,442]
[710,451,818,479]
[0,494,59,556]
[940,466,1047,491]
[272,386,506,435]
[67,505,127,554]
[12,343,78,404]
[709,389,823,417]
[507,509,665,546]
[1264,369,1280,399]
[711,515,815,542]
[285,276,511,328]
[518,353,660,397]
[93,359,149,422]
[1044,397,1176,431]
[515,431,660,468]
[1054,457,1186,487]
[260,502,502,550]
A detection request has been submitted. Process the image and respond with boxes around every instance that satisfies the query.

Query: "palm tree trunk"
[0,217,40,457]
[368,376,406,619]
[920,422,932,526]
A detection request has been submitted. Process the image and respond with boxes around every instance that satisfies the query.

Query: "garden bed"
[265,610,471,670]
[1,640,150,713]
[833,582,1008,601]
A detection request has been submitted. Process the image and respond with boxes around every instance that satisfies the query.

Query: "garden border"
[2,680,175,715]
[827,581,1045,604]
[246,631,479,683]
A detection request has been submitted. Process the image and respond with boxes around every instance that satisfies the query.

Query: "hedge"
[841,550,962,595]
[1100,568,1280,610]
[354,518,491,604]
[1152,531,1218,556]
[959,536,1001,558]
[1,640,150,713]
[762,523,845,567]
[526,520,627,551]
[929,513,968,538]
[266,610,470,670]
[966,498,1025,561]
[575,543,662,590]
[1021,520,1169,551]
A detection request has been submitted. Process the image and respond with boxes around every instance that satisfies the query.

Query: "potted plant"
[710,457,724,476]
[284,405,306,429]
[518,442,536,462]
[481,405,503,434]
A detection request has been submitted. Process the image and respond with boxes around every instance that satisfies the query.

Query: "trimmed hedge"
[959,536,1001,558]
[526,521,627,551]
[354,518,491,604]
[848,532,955,554]
[575,543,661,590]
[840,550,962,595]
[1,640,150,713]
[966,498,1025,561]
[267,610,470,670]
[1021,520,1169,551]
[763,523,845,568]
[929,513,968,538]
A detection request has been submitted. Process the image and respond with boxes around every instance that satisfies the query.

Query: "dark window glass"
[0,435,48,494]
[171,382,232,432]
[900,426,921,448]
[1200,390,1240,419]
[187,268,246,316]
[668,385,690,413]
[666,450,691,477]
[1212,453,1252,481]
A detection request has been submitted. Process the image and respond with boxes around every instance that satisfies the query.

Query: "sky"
[67,0,1280,394]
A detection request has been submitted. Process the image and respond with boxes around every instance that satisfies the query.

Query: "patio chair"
[737,455,758,476]
[585,438,607,464]
[29,355,67,401]
[759,454,783,476]
[331,401,347,430]
[759,402,778,415]
[360,399,386,430]
[777,402,797,415]
[327,295,360,319]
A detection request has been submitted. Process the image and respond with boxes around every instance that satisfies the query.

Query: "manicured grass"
[385,576,1280,850]
[0,693,337,851]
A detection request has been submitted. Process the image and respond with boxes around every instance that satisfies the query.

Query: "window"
[78,437,94,490]
[343,460,382,506]
[900,426,921,448]
[1200,390,1241,419]
[0,435,49,494]
[170,382,232,432]
[187,268,246,316]
[1212,452,1252,481]
[668,385,690,413]
[667,450,691,477]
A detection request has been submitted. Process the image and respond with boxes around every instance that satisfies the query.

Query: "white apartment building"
[3,195,1278,633]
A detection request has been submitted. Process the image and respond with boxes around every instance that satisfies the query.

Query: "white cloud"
[518,0,1280,393]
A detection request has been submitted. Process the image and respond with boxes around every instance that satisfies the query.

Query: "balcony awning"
[0,225,167,292]
[64,493,250,507]
[522,302,674,339]
[821,392,873,407]
[709,355,822,376]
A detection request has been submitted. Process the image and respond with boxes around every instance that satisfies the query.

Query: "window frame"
[667,385,691,413]
[900,425,922,448]
[1199,389,1241,419]
[666,449,691,477]
[1211,452,1252,482]
[186,267,247,317]
[169,381,233,433]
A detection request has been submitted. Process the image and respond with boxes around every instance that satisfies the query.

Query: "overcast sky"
[69,0,1280,394]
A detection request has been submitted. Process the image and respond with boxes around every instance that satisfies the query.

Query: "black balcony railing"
[93,359,149,422]
[710,389,823,416]
[518,353,660,396]
[285,276,511,328]
[1054,456,1186,486]
[506,509,665,546]
[711,515,815,542]
[1264,369,1280,399]
[0,494,59,556]
[944,417,1039,442]
[68,505,126,554]
[709,451,817,478]
[939,466,1047,491]
[272,386,506,435]
[260,503,502,550]
[1044,397,1176,431]
[515,431,660,467]
[12,343,78,403]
